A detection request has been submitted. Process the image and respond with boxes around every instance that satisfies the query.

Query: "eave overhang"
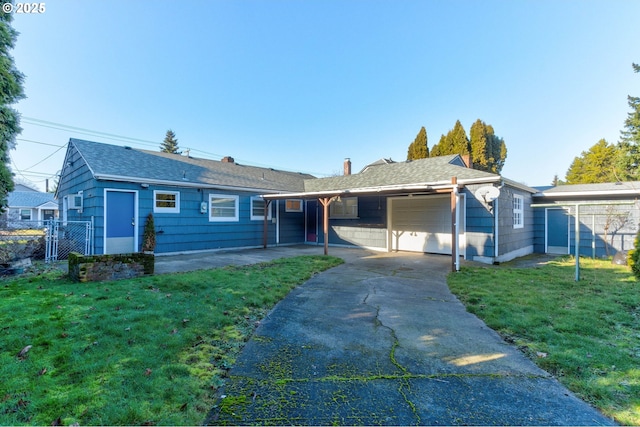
[93,173,294,194]
[262,176,501,200]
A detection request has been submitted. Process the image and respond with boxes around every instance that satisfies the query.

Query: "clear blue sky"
[8,0,640,191]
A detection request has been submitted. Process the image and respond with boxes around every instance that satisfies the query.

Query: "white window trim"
[209,194,239,222]
[513,195,524,229]
[285,199,303,212]
[250,197,272,221]
[330,197,358,219]
[20,209,32,221]
[153,190,180,214]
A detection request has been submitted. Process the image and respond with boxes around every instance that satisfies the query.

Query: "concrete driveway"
[162,247,614,425]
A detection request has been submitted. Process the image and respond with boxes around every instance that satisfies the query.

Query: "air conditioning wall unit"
[69,191,83,212]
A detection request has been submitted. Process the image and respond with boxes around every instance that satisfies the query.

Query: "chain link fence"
[0,220,92,266]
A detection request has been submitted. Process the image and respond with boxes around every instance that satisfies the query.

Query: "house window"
[154,190,180,213]
[251,197,272,221]
[285,199,303,212]
[209,194,239,222]
[20,209,32,220]
[330,197,358,219]
[513,195,524,229]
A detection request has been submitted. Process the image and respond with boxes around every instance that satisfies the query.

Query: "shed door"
[547,208,569,254]
[105,190,137,254]
[390,195,454,255]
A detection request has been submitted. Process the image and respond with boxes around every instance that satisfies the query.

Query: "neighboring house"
[2,184,58,226]
[55,138,640,265]
[56,139,314,255]
[533,182,640,258]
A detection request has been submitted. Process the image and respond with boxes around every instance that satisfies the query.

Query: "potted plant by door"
[142,213,156,253]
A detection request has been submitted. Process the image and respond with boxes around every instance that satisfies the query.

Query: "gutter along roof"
[533,181,640,199]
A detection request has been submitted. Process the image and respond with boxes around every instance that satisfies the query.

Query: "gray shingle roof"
[535,181,640,197]
[303,155,500,193]
[70,139,314,192]
[8,191,56,208]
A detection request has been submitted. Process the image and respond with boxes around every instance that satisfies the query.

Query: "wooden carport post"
[318,197,332,255]
[451,177,459,272]
[262,199,272,249]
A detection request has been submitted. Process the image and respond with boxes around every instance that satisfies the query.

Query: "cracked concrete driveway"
[204,248,614,426]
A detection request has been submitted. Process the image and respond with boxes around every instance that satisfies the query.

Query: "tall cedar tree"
[616,63,640,180]
[469,119,507,173]
[406,126,429,160]
[160,129,180,154]
[565,139,618,184]
[0,6,25,212]
[430,120,470,157]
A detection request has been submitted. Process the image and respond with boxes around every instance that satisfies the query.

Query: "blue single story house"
[56,139,639,267]
[2,184,58,226]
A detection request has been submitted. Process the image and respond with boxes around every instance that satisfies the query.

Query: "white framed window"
[154,190,180,213]
[20,209,32,220]
[330,197,358,219]
[209,194,239,222]
[513,195,524,229]
[251,197,272,221]
[285,199,303,212]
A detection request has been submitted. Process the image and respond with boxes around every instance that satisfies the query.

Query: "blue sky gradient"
[8,0,640,190]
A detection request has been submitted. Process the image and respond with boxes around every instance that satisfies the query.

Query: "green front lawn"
[448,256,640,425]
[0,255,343,425]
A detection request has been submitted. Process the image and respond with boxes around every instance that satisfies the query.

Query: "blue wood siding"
[533,200,640,258]
[317,196,387,248]
[277,201,306,244]
[495,188,534,258]
[463,186,495,258]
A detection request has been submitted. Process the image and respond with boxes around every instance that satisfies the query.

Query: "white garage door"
[390,195,464,255]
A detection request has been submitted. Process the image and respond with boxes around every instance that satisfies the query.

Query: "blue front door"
[547,208,569,254]
[105,190,136,254]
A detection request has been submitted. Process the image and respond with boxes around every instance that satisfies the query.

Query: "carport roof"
[264,155,511,199]
[534,181,640,198]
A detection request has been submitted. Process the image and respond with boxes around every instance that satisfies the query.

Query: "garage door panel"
[391,196,452,255]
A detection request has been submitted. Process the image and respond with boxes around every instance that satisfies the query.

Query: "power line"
[20,116,333,177]
[16,138,66,148]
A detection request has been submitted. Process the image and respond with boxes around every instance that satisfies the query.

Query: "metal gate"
[45,220,93,262]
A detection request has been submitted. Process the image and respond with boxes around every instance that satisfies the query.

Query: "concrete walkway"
[159,246,614,425]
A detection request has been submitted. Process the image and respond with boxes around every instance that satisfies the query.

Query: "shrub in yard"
[628,229,640,279]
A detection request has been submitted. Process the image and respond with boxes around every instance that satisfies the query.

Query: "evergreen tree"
[470,120,508,173]
[616,63,640,180]
[160,129,180,154]
[0,6,25,212]
[430,134,445,157]
[406,126,429,160]
[565,139,619,184]
[449,120,470,155]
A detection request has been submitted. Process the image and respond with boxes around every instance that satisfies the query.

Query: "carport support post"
[451,177,459,272]
[319,197,332,255]
[262,199,272,249]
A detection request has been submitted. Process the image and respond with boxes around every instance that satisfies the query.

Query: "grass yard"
[0,255,343,426]
[448,256,640,425]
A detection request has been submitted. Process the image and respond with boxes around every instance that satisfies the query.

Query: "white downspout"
[454,186,460,271]
[494,198,499,261]
[275,200,280,246]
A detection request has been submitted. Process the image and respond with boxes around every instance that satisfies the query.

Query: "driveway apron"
[205,248,614,426]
